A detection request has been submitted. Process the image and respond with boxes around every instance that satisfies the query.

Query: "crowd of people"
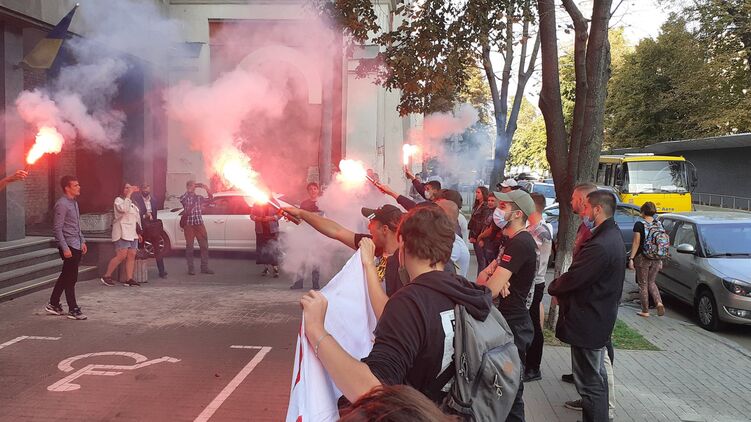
[284,172,632,422]
[22,164,666,421]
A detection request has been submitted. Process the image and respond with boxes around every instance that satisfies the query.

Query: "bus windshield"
[623,161,688,194]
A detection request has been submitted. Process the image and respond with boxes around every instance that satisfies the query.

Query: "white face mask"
[493,208,509,228]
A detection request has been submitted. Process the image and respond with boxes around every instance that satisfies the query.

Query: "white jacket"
[111,197,140,242]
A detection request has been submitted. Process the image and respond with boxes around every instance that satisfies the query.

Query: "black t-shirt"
[633,221,645,257]
[361,272,459,401]
[496,230,537,319]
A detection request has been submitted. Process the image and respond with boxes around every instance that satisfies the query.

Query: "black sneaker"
[67,307,87,320]
[45,303,64,315]
[564,399,583,411]
[201,269,215,275]
[289,282,303,290]
[159,272,168,278]
[101,276,116,287]
[123,279,141,287]
[561,373,574,384]
[188,269,196,275]
[523,368,542,382]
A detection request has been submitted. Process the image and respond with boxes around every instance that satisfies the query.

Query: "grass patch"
[543,319,660,351]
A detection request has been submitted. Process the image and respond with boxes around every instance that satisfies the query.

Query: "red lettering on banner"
[293,324,304,387]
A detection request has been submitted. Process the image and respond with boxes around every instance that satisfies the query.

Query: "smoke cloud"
[15,0,182,151]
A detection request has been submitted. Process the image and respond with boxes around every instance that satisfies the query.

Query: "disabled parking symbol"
[48,351,180,392]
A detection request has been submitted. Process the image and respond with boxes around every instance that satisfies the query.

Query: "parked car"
[145,191,295,255]
[542,202,642,265]
[522,181,556,206]
[655,212,751,331]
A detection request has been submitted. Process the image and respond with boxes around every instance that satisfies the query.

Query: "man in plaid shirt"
[180,180,214,275]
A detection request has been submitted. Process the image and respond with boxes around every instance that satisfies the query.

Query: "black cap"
[361,204,403,230]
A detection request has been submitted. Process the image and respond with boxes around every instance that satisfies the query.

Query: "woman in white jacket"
[100,183,143,287]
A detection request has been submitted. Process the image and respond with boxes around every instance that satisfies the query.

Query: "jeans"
[506,314,534,422]
[525,283,546,371]
[571,345,609,422]
[184,223,209,271]
[50,247,82,310]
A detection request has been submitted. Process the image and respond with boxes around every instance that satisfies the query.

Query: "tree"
[536,0,614,328]
[312,0,540,185]
[508,97,547,170]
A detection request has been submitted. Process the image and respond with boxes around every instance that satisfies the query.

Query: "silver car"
[656,212,751,331]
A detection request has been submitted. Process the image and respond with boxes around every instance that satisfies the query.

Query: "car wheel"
[695,288,723,331]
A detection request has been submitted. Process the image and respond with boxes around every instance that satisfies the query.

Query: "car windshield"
[699,223,751,256]
[533,184,556,198]
[624,160,688,194]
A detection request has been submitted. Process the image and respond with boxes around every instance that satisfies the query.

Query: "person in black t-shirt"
[476,189,537,422]
[283,203,403,319]
[291,182,323,290]
[300,206,494,408]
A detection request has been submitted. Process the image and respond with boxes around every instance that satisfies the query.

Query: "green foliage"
[508,98,547,169]
[311,0,529,116]
[605,4,751,150]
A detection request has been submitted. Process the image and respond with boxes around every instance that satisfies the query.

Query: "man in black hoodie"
[300,206,494,407]
[548,190,626,422]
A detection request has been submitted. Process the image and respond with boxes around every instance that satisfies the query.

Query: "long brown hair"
[339,385,458,422]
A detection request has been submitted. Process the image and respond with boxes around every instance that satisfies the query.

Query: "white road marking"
[48,351,180,392]
[194,346,272,422]
[0,335,60,350]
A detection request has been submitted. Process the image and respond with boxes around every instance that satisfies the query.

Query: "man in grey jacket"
[45,175,88,320]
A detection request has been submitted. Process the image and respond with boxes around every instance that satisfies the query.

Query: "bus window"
[604,164,615,186]
[623,161,689,194]
[596,164,607,185]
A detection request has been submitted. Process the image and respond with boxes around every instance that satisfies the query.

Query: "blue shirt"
[53,196,85,251]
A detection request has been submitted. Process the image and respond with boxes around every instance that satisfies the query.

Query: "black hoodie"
[361,270,492,402]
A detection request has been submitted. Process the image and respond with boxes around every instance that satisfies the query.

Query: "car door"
[662,221,700,302]
[614,205,640,253]
[200,197,231,248]
[225,196,256,251]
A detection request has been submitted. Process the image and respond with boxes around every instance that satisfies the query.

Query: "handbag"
[144,219,164,238]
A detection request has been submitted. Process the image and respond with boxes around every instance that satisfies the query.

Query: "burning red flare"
[402,144,419,166]
[213,146,300,224]
[26,126,64,165]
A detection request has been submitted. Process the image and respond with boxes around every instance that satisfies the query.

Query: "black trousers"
[571,345,609,422]
[525,283,546,371]
[50,247,82,310]
[506,314,534,422]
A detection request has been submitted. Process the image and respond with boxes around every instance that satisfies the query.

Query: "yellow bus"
[597,154,698,212]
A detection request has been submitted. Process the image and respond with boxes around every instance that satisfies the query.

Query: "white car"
[145,191,295,255]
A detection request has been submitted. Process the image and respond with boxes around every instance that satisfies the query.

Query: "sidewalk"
[526,273,751,422]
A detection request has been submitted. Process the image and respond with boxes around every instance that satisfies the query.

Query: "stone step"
[0,266,98,303]
[0,259,65,290]
[0,237,56,259]
[0,248,61,273]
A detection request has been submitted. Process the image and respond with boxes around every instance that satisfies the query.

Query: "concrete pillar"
[0,22,26,241]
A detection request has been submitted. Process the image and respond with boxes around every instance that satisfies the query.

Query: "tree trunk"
[537,0,613,330]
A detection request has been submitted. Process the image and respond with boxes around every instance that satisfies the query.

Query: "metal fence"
[693,192,751,211]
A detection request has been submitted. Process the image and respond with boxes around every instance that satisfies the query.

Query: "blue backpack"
[643,219,670,260]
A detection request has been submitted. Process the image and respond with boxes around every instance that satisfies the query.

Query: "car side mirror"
[676,243,695,254]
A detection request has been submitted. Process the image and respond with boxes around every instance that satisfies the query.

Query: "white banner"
[286,251,378,422]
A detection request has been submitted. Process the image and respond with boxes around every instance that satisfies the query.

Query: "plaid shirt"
[179,192,207,226]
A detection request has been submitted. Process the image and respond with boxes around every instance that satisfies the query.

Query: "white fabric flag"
[286,250,378,422]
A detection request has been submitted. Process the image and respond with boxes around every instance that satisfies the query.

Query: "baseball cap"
[361,204,403,229]
[493,189,536,217]
[497,178,518,189]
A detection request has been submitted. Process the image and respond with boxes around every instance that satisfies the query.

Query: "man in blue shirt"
[179,180,214,275]
[45,175,88,320]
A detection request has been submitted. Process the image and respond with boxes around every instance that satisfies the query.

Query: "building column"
[0,22,26,241]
